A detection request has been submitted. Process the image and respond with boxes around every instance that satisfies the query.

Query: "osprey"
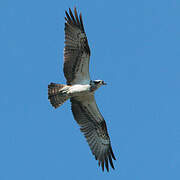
[48,8,116,172]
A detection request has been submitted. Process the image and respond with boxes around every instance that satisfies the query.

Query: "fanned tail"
[48,83,70,108]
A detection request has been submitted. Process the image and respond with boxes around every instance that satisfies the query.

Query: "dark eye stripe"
[94,81,101,84]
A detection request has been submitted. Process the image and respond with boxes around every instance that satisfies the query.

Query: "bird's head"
[94,80,107,86]
[91,80,107,87]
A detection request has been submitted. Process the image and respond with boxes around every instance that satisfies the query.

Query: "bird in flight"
[48,7,116,172]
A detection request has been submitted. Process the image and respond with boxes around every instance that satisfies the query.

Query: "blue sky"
[0,0,180,179]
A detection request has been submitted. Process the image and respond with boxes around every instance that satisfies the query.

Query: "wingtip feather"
[101,160,104,172]
[105,157,109,172]
[110,146,116,160]
[79,13,85,32]
[69,8,76,24]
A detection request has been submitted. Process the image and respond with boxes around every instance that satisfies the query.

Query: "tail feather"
[48,83,70,108]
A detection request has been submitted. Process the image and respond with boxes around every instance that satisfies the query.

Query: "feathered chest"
[68,84,91,96]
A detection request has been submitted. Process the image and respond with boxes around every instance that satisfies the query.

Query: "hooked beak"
[103,82,107,85]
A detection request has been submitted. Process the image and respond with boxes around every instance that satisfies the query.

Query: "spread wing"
[64,8,91,85]
[70,95,116,172]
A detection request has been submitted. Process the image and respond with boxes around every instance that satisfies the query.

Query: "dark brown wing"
[64,8,91,85]
[70,95,116,172]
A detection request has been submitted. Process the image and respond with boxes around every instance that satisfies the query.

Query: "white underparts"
[67,84,91,97]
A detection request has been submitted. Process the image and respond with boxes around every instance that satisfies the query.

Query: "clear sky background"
[0,0,180,179]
